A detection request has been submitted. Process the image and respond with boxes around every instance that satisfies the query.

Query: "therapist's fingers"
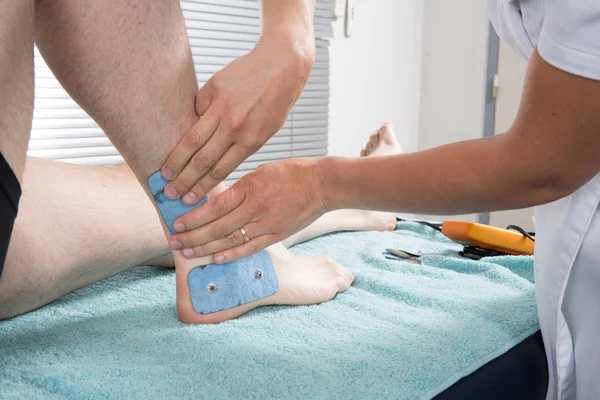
[184,145,248,201]
[167,129,229,204]
[212,234,278,264]
[172,186,245,233]
[179,222,262,259]
[161,112,220,195]
[195,83,213,117]
[172,204,253,250]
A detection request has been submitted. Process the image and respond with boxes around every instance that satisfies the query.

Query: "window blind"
[28,0,332,185]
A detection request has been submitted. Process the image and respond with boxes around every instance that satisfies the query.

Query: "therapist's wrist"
[313,156,351,213]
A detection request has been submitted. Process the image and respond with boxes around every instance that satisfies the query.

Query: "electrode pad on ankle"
[148,171,278,314]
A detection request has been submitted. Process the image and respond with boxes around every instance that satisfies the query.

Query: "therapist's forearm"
[315,134,570,215]
[318,50,600,216]
[259,0,316,62]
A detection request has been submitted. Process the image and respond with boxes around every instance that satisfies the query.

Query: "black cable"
[506,225,535,242]
[417,221,443,232]
[396,218,536,260]
[398,217,535,245]
[399,218,534,240]
[397,217,442,232]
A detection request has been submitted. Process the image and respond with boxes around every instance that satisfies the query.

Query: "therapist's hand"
[161,38,315,204]
[167,158,326,263]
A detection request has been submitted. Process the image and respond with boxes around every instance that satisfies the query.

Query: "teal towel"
[0,222,538,399]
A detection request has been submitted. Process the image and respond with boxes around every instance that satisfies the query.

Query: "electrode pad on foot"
[148,171,278,314]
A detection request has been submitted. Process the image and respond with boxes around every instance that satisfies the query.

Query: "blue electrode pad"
[147,171,278,314]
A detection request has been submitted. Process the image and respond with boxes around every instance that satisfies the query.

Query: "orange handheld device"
[441,221,534,256]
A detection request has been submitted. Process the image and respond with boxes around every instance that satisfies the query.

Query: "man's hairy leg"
[1,120,402,320]
[35,0,196,177]
[0,158,172,320]
[34,0,352,323]
[0,0,34,282]
[1,156,387,320]
[0,0,34,183]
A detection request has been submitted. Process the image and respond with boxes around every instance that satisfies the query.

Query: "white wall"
[328,1,423,157]
[416,0,490,222]
[418,0,489,150]
[327,1,491,222]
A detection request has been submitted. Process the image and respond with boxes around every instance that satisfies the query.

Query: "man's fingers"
[212,234,278,264]
[167,131,229,203]
[161,112,219,195]
[174,186,244,233]
[186,145,248,201]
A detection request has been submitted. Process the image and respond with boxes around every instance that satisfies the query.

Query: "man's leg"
[283,123,401,247]
[0,0,33,183]
[0,123,400,319]
[0,157,360,320]
[0,0,35,278]
[283,209,397,247]
[0,158,172,319]
[33,0,352,323]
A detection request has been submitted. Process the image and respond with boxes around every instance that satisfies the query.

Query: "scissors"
[383,249,422,264]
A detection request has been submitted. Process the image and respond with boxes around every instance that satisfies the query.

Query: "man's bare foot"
[360,122,402,157]
[283,205,398,248]
[335,208,397,233]
[174,184,354,324]
[175,123,402,324]
[175,246,354,324]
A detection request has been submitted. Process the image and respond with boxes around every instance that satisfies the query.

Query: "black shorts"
[0,152,21,279]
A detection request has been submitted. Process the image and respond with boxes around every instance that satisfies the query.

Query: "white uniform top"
[486,1,600,399]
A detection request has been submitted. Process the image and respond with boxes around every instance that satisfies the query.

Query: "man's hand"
[167,158,327,263]
[161,1,316,204]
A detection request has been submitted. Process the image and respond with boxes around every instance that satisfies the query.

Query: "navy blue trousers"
[435,331,548,400]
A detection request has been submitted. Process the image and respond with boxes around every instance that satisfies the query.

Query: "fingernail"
[183,192,197,204]
[165,185,177,199]
[162,168,174,180]
[169,240,182,250]
[214,255,225,263]
[182,248,195,258]
[173,221,185,232]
